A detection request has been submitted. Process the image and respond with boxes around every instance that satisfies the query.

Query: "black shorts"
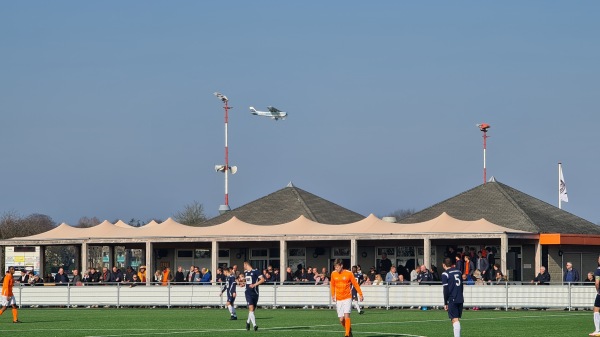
[447,302,463,320]
[227,295,236,304]
[594,294,600,308]
[352,289,358,300]
[245,292,259,307]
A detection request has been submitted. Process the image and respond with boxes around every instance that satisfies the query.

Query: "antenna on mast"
[214,92,237,214]
[476,123,490,184]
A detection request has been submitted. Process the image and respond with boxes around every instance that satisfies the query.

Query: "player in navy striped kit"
[442,257,464,337]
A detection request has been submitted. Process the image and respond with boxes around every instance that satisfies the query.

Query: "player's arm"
[330,274,336,302]
[350,273,364,301]
[230,281,237,298]
[441,273,449,309]
[251,274,266,288]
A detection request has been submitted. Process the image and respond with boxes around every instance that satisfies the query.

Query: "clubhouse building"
[2,179,600,283]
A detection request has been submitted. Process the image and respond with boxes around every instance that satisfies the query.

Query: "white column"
[350,239,358,267]
[280,239,287,284]
[424,237,431,269]
[212,240,219,283]
[145,241,152,286]
[81,242,88,271]
[500,234,508,279]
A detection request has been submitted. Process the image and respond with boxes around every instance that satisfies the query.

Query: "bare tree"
[77,216,101,228]
[174,201,207,226]
[0,211,55,239]
[386,208,416,221]
[45,246,77,273]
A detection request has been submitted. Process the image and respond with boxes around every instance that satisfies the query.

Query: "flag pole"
[558,162,561,209]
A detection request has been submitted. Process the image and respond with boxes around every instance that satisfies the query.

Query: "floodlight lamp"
[213,92,228,102]
[476,123,490,132]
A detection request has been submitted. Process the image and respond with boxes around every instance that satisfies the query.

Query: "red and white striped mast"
[477,123,490,184]
[214,92,237,214]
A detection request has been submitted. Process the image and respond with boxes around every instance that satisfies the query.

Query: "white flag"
[559,165,568,203]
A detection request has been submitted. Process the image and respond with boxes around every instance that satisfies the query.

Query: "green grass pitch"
[0,307,592,337]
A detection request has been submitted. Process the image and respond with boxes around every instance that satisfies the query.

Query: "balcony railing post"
[505,281,509,311]
[167,282,171,308]
[568,283,572,311]
[385,283,390,310]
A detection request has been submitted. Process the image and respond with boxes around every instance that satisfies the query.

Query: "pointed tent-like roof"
[15,223,81,240]
[142,217,198,237]
[5,213,527,243]
[202,184,365,226]
[398,180,600,235]
[114,220,132,228]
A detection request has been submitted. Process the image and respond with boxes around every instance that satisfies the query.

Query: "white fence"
[14,283,597,310]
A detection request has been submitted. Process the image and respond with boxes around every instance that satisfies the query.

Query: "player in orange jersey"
[330,259,363,337]
[0,266,20,323]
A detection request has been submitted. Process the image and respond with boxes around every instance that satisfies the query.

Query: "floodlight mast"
[477,123,490,184]
[214,92,236,213]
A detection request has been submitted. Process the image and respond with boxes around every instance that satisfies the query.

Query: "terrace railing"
[14,282,596,310]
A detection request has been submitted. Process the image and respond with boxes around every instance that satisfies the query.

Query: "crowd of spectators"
[10,246,597,289]
[283,264,330,285]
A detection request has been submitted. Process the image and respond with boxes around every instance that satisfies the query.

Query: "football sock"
[453,321,461,337]
[345,318,351,336]
[594,312,600,332]
[248,311,256,326]
[354,301,361,312]
[227,305,233,315]
[231,305,236,316]
[12,308,18,322]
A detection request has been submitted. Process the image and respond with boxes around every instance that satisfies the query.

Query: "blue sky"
[1,2,599,225]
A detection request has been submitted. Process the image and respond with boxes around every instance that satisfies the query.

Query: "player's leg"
[448,303,462,337]
[336,301,346,329]
[344,312,352,337]
[245,293,253,330]
[338,299,352,337]
[228,298,237,319]
[247,295,258,330]
[11,303,19,323]
[590,296,600,336]
[0,296,8,316]
[451,318,461,337]
[225,300,232,318]
[253,295,259,330]
[246,304,254,330]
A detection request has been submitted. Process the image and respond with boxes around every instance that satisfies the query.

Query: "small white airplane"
[249,106,288,120]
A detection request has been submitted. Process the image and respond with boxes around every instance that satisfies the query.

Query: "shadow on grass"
[364,335,417,337]
[268,326,311,331]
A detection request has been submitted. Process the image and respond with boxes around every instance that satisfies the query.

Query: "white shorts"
[2,296,16,307]
[335,298,352,317]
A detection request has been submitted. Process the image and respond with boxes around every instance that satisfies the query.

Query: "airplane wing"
[267,106,281,113]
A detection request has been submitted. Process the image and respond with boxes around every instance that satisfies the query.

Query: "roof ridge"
[494,182,542,232]
[289,186,318,222]
[399,184,480,220]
